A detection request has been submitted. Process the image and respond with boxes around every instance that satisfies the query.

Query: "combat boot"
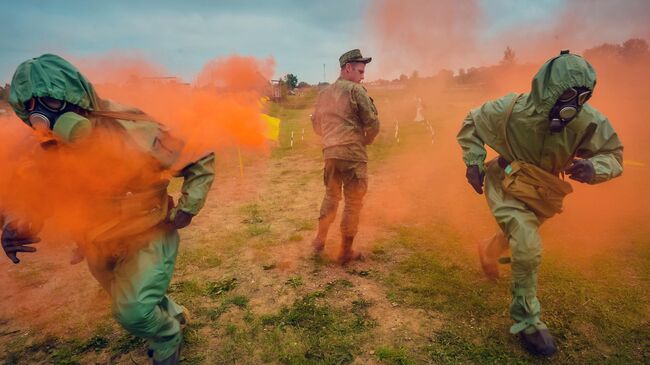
[69,246,85,265]
[519,328,557,356]
[312,236,325,252]
[338,236,363,265]
[311,219,329,252]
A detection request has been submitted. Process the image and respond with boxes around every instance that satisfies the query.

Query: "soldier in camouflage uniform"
[311,49,380,265]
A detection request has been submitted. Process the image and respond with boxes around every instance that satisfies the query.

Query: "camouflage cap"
[339,49,372,67]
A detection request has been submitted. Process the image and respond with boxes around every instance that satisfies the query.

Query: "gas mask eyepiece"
[25,96,69,130]
[549,87,592,133]
[24,97,91,145]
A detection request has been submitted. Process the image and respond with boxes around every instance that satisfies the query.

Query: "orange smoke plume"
[77,54,276,160]
[363,63,649,266]
[0,54,275,257]
[368,0,481,78]
[367,0,650,78]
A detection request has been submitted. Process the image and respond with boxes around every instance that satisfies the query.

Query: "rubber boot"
[149,309,188,362]
[478,234,508,280]
[338,236,362,265]
[152,342,182,365]
[519,328,557,357]
[176,306,191,329]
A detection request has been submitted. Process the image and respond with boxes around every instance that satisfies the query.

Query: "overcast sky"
[1,0,647,85]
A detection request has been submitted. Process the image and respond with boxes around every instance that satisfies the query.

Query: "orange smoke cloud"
[367,0,650,78]
[361,36,650,263]
[76,54,275,160]
[0,118,167,242]
[368,0,482,78]
[0,54,275,257]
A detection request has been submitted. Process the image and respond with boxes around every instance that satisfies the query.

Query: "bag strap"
[91,110,155,122]
[502,93,523,161]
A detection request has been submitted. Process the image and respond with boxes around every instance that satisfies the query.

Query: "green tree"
[284,73,298,89]
[621,38,648,59]
[501,46,516,65]
[0,84,8,102]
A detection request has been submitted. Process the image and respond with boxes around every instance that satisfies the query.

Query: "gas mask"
[548,87,592,133]
[24,97,91,145]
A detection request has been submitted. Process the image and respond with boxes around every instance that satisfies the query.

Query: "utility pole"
[323,63,326,83]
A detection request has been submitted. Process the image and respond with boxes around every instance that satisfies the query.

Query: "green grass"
[176,245,222,270]
[256,291,374,364]
[290,217,316,231]
[375,346,415,365]
[4,88,648,365]
[285,276,303,288]
[198,284,376,364]
[372,224,650,364]
[4,329,144,365]
[204,294,251,321]
[288,233,303,241]
[241,203,273,237]
[205,278,238,297]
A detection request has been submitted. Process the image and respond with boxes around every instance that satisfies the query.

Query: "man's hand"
[171,210,193,230]
[466,165,485,194]
[2,223,40,264]
[565,159,595,183]
[363,133,376,146]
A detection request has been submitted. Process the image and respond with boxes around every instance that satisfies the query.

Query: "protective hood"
[9,54,99,124]
[528,51,597,114]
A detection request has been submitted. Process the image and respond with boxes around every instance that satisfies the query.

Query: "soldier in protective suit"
[457,50,623,356]
[1,54,215,365]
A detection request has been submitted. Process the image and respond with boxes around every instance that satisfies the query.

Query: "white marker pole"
[394,119,400,144]
[237,145,244,179]
[301,128,305,142]
[426,120,435,144]
[290,130,294,149]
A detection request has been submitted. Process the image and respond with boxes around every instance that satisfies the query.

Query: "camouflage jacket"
[312,77,380,162]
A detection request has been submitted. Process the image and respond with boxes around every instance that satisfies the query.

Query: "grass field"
[0,87,648,365]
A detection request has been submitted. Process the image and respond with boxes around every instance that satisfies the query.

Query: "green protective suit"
[9,54,215,360]
[456,53,623,335]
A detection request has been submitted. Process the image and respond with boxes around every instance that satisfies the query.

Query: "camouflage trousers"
[318,159,368,238]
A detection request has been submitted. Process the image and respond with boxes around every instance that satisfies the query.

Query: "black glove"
[565,159,595,183]
[466,165,485,194]
[2,223,40,264]
[171,210,193,230]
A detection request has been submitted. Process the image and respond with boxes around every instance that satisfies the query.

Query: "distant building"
[270,80,282,101]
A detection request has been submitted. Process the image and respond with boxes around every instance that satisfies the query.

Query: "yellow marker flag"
[262,113,281,141]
